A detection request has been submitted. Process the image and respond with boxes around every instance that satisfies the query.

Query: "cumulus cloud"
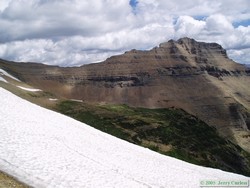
[228,49,250,65]
[174,16,206,37]
[205,14,234,34]
[0,0,133,42]
[0,0,249,66]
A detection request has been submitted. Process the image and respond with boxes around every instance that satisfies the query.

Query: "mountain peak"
[177,37,196,44]
[157,37,229,65]
[159,37,196,47]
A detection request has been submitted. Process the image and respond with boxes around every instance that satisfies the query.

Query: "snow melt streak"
[0,69,20,82]
[17,86,42,92]
[0,76,7,83]
[0,87,248,188]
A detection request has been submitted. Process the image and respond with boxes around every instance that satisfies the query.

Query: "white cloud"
[174,16,206,38]
[0,39,120,66]
[0,0,11,12]
[0,0,249,66]
[0,0,133,42]
[205,14,234,34]
[228,49,250,65]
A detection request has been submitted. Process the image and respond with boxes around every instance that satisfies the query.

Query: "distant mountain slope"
[0,37,250,153]
[0,87,248,187]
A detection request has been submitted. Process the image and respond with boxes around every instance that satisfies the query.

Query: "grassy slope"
[55,100,250,176]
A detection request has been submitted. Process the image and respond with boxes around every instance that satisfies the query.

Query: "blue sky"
[233,19,250,27]
[129,0,138,8]
[0,0,249,66]
[129,0,138,13]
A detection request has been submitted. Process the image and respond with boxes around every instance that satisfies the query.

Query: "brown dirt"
[0,171,30,188]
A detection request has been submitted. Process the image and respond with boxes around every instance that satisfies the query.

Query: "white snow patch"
[0,68,21,82]
[70,99,83,102]
[17,86,42,92]
[49,98,58,101]
[0,87,248,188]
[0,76,7,83]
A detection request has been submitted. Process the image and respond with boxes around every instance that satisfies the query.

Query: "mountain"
[0,37,249,153]
[0,87,248,187]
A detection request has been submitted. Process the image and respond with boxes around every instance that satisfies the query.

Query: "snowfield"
[0,87,248,188]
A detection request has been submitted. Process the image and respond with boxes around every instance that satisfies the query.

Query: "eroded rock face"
[1,37,250,151]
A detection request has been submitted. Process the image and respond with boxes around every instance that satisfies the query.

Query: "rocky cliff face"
[1,37,250,151]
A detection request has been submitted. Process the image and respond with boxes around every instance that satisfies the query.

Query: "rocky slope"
[0,37,250,152]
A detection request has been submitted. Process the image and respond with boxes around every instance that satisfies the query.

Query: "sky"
[0,0,249,66]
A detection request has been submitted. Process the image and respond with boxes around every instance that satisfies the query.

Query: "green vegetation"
[55,100,250,176]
